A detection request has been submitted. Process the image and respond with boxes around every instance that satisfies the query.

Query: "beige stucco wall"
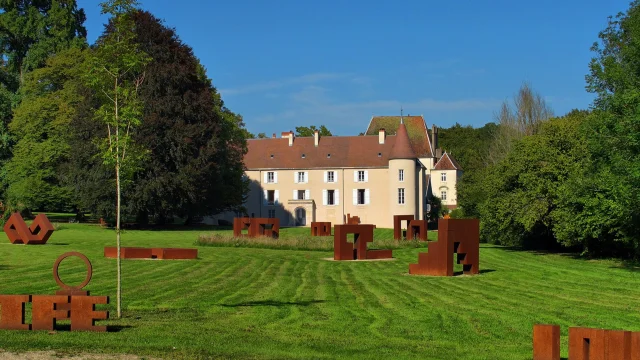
[388,159,417,221]
[429,169,459,207]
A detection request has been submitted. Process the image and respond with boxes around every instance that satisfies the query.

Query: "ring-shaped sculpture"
[52,252,92,291]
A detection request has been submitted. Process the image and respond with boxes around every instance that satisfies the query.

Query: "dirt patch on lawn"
[0,350,161,360]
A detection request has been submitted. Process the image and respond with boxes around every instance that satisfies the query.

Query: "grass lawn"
[0,224,638,359]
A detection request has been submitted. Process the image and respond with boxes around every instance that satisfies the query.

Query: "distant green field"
[0,224,637,359]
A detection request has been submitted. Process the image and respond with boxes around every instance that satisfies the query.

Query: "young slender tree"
[83,0,150,318]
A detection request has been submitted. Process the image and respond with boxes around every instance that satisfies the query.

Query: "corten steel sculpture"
[533,324,561,360]
[233,217,252,237]
[3,212,54,245]
[408,219,428,241]
[311,222,331,236]
[104,247,198,260]
[393,215,414,240]
[0,252,109,332]
[346,213,361,225]
[533,324,640,360]
[408,218,479,276]
[333,224,392,260]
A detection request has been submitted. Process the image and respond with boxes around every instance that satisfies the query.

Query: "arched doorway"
[295,207,306,226]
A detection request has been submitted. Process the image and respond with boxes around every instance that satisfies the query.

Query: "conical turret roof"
[389,120,416,160]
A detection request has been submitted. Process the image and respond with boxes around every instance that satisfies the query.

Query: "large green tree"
[295,125,332,137]
[84,0,150,318]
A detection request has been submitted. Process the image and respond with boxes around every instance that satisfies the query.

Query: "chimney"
[314,130,319,147]
[272,133,276,138]
[281,131,294,146]
[378,128,386,144]
[431,124,438,153]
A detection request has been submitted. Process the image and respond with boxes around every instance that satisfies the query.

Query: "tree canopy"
[295,125,332,137]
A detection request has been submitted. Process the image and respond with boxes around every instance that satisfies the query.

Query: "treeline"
[440,2,640,260]
[0,1,249,224]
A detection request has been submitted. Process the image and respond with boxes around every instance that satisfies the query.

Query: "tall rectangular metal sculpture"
[311,222,331,236]
[334,224,392,260]
[533,324,560,360]
[408,219,428,241]
[408,218,479,276]
[393,215,414,240]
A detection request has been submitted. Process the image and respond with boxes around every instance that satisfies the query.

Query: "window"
[357,189,366,205]
[267,190,275,205]
[298,190,306,200]
[327,171,335,183]
[268,209,276,218]
[398,188,405,204]
[327,190,335,205]
[441,172,447,182]
[301,153,306,158]
[399,169,404,182]
[267,172,275,183]
[298,172,305,183]
[358,171,365,182]
[441,191,447,201]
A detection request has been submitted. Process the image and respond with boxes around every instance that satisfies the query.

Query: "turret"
[388,116,417,219]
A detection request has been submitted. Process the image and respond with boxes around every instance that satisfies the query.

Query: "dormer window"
[378,153,382,157]
[302,154,306,158]
[270,154,274,159]
[327,153,331,158]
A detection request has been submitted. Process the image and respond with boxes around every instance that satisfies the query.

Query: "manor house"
[216,115,461,229]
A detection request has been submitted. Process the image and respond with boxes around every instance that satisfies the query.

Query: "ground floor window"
[268,209,276,218]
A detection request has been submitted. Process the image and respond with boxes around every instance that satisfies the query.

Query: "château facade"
[211,115,462,228]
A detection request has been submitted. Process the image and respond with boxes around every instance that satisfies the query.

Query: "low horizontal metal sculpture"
[409,218,479,276]
[334,224,392,260]
[3,212,54,245]
[311,222,331,236]
[104,247,198,260]
[393,215,413,240]
[533,324,640,360]
[233,217,280,238]
[408,220,428,241]
[0,252,109,332]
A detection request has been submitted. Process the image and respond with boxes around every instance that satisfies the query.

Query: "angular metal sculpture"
[534,324,640,360]
[533,324,560,360]
[393,215,414,240]
[346,213,361,225]
[232,217,280,238]
[409,218,479,276]
[311,222,331,236]
[334,224,392,260]
[408,219,428,241]
[3,212,54,245]
[104,247,198,260]
[0,252,109,332]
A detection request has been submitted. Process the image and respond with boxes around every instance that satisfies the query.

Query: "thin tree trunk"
[116,163,122,319]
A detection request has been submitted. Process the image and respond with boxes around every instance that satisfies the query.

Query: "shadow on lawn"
[219,300,325,307]
[452,269,496,276]
[54,324,133,332]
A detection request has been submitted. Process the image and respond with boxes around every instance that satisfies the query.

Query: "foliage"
[426,194,447,222]
[295,124,332,137]
[4,47,87,212]
[437,122,498,172]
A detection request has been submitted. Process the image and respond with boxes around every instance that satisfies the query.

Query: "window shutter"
[263,172,268,183]
[335,189,340,205]
[324,171,328,183]
[364,171,369,182]
[353,189,357,205]
[274,172,278,183]
[304,171,309,183]
[365,189,370,205]
[274,190,279,205]
[305,190,310,199]
[322,190,327,205]
[354,171,358,182]
[294,172,298,184]
[293,190,297,200]
[263,190,268,205]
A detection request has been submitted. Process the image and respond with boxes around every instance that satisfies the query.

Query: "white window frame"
[326,171,335,183]
[398,188,405,205]
[399,169,404,182]
[324,189,338,206]
[353,188,369,205]
[441,172,447,182]
[441,190,447,201]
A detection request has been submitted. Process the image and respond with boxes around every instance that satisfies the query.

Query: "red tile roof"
[365,115,433,158]
[244,135,401,169]
[389,122,416,159]
[434,152,462,170]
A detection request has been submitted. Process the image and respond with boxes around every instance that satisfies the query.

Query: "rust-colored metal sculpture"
[533,324,640,360]
[346,213,361,225]
[0,252,109,332]
[408,220,428,241]
[533,324,560,360]
[334,224,392,260]
[311,222,331,236]
[232,217,280,238]
[3,212,54,245]
[408,218,479,276]
[104,247,198,260]
[393,215,414,240]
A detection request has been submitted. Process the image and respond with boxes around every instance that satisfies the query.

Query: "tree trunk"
[116,163,122,319]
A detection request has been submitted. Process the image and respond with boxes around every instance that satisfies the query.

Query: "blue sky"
[80,0,629,136]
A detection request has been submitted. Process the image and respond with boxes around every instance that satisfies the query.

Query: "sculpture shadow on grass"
[219,300,325,308]
[53,324,132,332]
[452,269,496,276]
